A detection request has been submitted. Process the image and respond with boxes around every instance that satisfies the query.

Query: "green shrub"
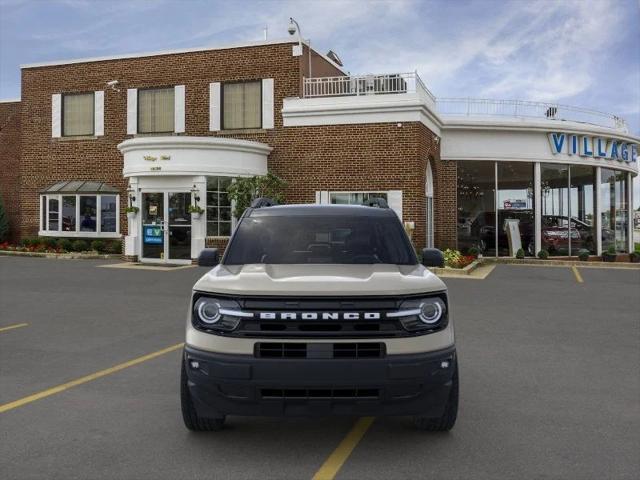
[0,195,9,243]
[21,237,34,247]
[59,238,73,252]
[468,247,479,258]
[41,237,58,249]
[71,239,88,252]
[577,249,590,261]
[90,240,106,252]
[106,240,122,254]
[443,248,462,267]
[227,173,287,218]
[537,249,549,260]
[516,248,525,259]
[606,244,616,255]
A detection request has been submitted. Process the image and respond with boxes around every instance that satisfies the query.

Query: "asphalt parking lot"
[1,257,639,480]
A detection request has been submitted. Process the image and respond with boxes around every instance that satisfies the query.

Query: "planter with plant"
[602,245,617,262]
[577,249,590,262]
[467,247,479,259]
[125,206,139,220]
[188,205,205,219]
[537,249,549,260]
[515,248,525,259]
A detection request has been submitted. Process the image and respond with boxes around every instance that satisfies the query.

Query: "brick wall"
[13,40,449,253]
[17,42,303,240]
[0,101,21,242]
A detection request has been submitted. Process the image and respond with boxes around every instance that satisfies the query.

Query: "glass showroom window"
[222,81,261,129]
[138,87,174,133]
[569,165,596,254]
[497,162,534,256]
[62,92,94,136]
[40,194,119,236]
[206,177,232,237]
[329,192,388,205]
[601,168,629,253]
[541,164,570,256]
[457,161,496,256]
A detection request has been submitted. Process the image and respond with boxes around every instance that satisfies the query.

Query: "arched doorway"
[426,160,434,248]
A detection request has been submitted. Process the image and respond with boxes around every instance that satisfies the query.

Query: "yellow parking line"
[312,417,375,480]
[0,342,184,414]
[571,266,584,283]
[0,323,28,333]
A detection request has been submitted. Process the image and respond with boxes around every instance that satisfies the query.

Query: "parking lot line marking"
[572,266,584,283]
[0,342,184,414]
[0,323,28,333]
[311,417,375,480]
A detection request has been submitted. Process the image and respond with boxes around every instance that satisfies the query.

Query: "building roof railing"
[302,73,628,132]
[436,97,628,132]
[303,72,436,102]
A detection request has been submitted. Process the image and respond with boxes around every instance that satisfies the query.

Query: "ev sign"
[548,132,638,163]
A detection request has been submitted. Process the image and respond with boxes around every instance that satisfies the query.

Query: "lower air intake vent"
[255,342,385,359]
[256,343,306,358]
[261,388,379,399]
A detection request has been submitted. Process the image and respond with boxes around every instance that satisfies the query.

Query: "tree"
[226,173,287,219]
[0,195,9,243]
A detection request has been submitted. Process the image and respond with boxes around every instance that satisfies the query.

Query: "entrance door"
[141,192,192,264]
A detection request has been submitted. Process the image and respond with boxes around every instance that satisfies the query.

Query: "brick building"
[0,38,638,262]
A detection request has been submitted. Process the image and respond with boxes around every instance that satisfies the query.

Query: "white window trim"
[38,193,121,238]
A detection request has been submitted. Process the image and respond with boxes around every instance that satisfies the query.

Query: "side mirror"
[198,248,219,267]
[421,248,444,268]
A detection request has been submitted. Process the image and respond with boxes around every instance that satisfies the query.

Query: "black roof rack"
[362,197,389,209]
[250,197,279,209]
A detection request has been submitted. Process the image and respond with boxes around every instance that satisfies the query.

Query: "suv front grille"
[256,342,385,359]
[227,295,420,339]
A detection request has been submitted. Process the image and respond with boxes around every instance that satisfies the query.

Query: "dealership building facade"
[0,38,637,263]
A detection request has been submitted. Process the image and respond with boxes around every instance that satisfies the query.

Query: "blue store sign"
[144,226,163,245]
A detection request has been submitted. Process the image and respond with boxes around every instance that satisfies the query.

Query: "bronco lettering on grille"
[258,312,381,320]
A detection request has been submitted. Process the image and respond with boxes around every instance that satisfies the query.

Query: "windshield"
[224,215,417,265]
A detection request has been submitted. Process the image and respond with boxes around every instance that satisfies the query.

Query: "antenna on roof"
[263,25,268,41]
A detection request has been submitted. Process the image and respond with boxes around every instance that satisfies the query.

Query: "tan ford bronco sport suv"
[181,198,458,431]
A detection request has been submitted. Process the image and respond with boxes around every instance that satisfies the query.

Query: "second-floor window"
[138,87,174,133]
[63,92,94,136]
[222,81,261,129]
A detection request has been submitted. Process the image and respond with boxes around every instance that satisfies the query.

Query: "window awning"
[41,181,119,194]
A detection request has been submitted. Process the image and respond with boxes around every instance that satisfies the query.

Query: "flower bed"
[0,237,122,255]
[443,249,476,269]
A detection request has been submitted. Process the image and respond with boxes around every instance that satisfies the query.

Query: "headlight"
[419,300,444,324]
[192,295,249,332]
[195,298,221,324]
[388,296,448,332]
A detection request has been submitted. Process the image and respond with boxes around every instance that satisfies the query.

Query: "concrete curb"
[431,259,481,276]
[484,257,640,269]
[0,250,120,260]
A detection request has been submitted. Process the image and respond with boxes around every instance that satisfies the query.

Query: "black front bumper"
[184,345,456,418]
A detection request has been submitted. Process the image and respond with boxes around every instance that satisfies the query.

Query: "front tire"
[413,362,459,432]
[180,359,225,432]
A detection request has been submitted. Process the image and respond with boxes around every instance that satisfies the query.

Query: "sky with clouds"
[1,0,639,203]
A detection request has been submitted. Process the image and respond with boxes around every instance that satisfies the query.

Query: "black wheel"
[413,362,459,432]
[180,359,225,432]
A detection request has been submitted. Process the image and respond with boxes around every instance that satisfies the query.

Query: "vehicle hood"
[193,264,447,296]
